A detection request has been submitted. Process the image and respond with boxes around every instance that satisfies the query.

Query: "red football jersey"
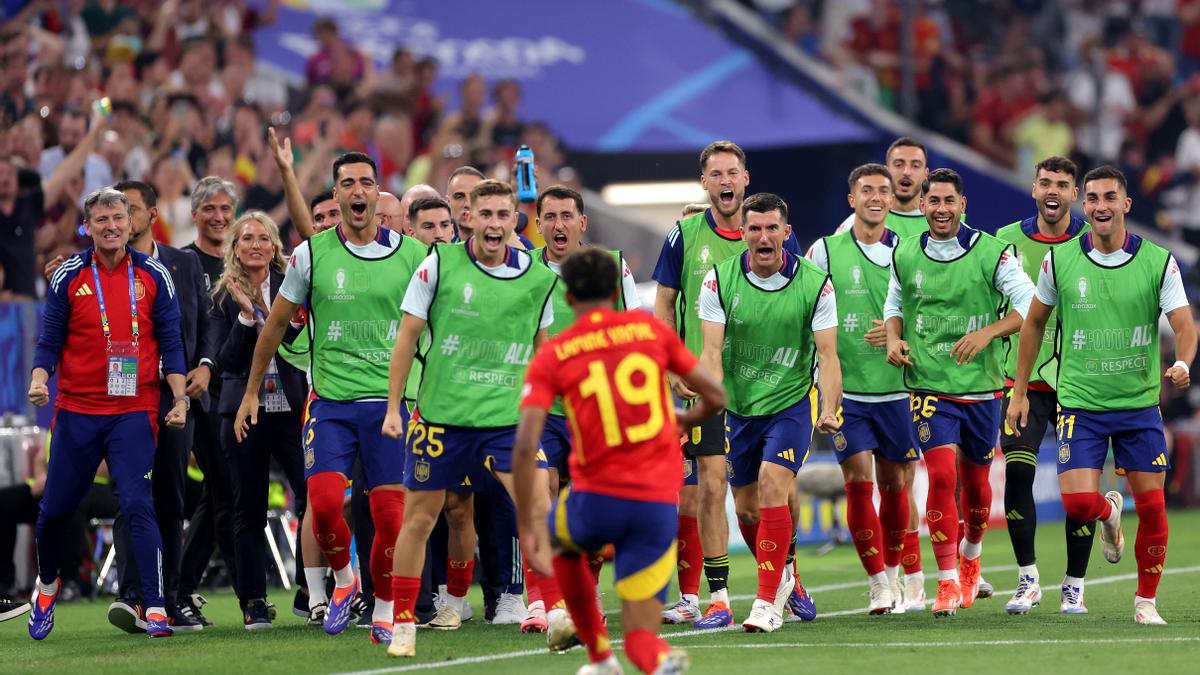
[521,308,698,504]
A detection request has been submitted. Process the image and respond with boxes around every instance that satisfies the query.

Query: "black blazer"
[157,244,219,411]
[211,269,307,415]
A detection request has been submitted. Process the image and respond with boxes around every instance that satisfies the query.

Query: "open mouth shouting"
[349,200,368,221]
[897,178,914,194]
[480,230,505,252]
[719,189,736,210]
[753,243,776,265]
[1042,197,1063,221]
[551,230,569,253]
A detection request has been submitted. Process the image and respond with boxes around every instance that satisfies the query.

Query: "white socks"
[372,599,394,625]
[938,568,959,582]
[305,567,329,606]
[960,539,982,560]
[1018,564,1039,580]
[333,564,355,588]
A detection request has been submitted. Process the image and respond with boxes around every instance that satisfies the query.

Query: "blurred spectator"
[484,79,525,162]
[1185,0,1200,76]
[970,63,1036,168]
[1013,92,1075,183]
[0,28,33,125]
[1067,38,1136,165]
[39,107,112,202]
[1176,96,1200,236]
[304,16,365,98]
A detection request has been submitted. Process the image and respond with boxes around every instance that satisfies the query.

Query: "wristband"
[1173,360,1190,374]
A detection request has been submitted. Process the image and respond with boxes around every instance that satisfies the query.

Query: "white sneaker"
[428,603,462,631]
[1005,575,1041,615]
[742,598,783,633]
[652,648,691,675]
[976,576,994,599]
[772,565,795,617]
[868,577,895,615]
[492,592,526,625]
[521,599,548,633]
[547,607,580,652]
[386,622,416,657]
[903,573,926,611]
[433,585,473,622]
[661,596,701,624]
[1060,580,1087,614]
[578,655,624,675]
[889,576,906,614]
[1100,491,1125,563]
[1134,598,1167,625]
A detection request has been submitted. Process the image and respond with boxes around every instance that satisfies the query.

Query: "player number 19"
[579,353,665,447]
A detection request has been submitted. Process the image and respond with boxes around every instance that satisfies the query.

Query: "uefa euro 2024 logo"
[851,266,862,286]
[336,269,346,290]
[463,282,474,304]
[913,270,924,290]
[1077,277,1088,299]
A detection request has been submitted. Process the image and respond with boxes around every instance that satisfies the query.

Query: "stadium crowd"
[0,0,579,301]
[755,0,1200,240]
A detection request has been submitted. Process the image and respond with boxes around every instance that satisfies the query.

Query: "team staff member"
[884,169,1035,617]
[214,212,310,629]
[28,188,188,639]
[1008,166,1195,625]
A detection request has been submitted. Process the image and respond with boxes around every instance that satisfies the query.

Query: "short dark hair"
[409,196,451,224]
[536,185,584,216]
[114,180,157,208]
[1034,156,1078,182]
[309,190,334,212]
[847,163,894,192]
[741,192,788,223]
[886,136,927,164]
[332,152,378,184]
[561,247,619,302]
[447,165,485,184]
[922,168,964,196]
[470,179,516,206]
[1082,165,1127,193]
[699,140,745,173]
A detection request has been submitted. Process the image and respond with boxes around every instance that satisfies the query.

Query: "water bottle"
[515,145,537,203]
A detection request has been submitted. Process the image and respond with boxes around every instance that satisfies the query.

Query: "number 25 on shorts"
[410,422,445,457]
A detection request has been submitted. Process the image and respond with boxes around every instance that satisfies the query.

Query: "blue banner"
[256,0,873,151]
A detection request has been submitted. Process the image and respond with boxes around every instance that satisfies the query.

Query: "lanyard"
[91,255,139,347]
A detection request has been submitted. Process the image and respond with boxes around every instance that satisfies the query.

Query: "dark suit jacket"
[211,269,307,415]
[156,244,219,411]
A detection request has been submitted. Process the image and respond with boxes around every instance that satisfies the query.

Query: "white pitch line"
[335,565,1200,675]
[682,637,1200,649]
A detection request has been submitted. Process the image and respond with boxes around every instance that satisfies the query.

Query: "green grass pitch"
[3,509,1199,674]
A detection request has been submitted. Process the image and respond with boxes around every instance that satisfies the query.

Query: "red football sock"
[447,558,474,598]
[923,448,959,571]
[755,505,792,602]
[624,629,670,674]
[391,576,421,624]
[676,515,702,596]
[902,530,922,574]
[368,489,405,601]
[1134,489,1168,599]
[879,486,909,569]
[307,472,352,570]
[528,566,564,610]
[587,552,605,584]
[1061,491,1113,522]
[845,481,885,575]
[524,559,543,605]
[553,554,611,663]
[738,519,760,553]
[960,460,991,546]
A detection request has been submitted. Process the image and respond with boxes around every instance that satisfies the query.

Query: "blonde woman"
[210,211,308,629]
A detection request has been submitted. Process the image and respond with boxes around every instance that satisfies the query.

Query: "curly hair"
[212,210,287,314]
